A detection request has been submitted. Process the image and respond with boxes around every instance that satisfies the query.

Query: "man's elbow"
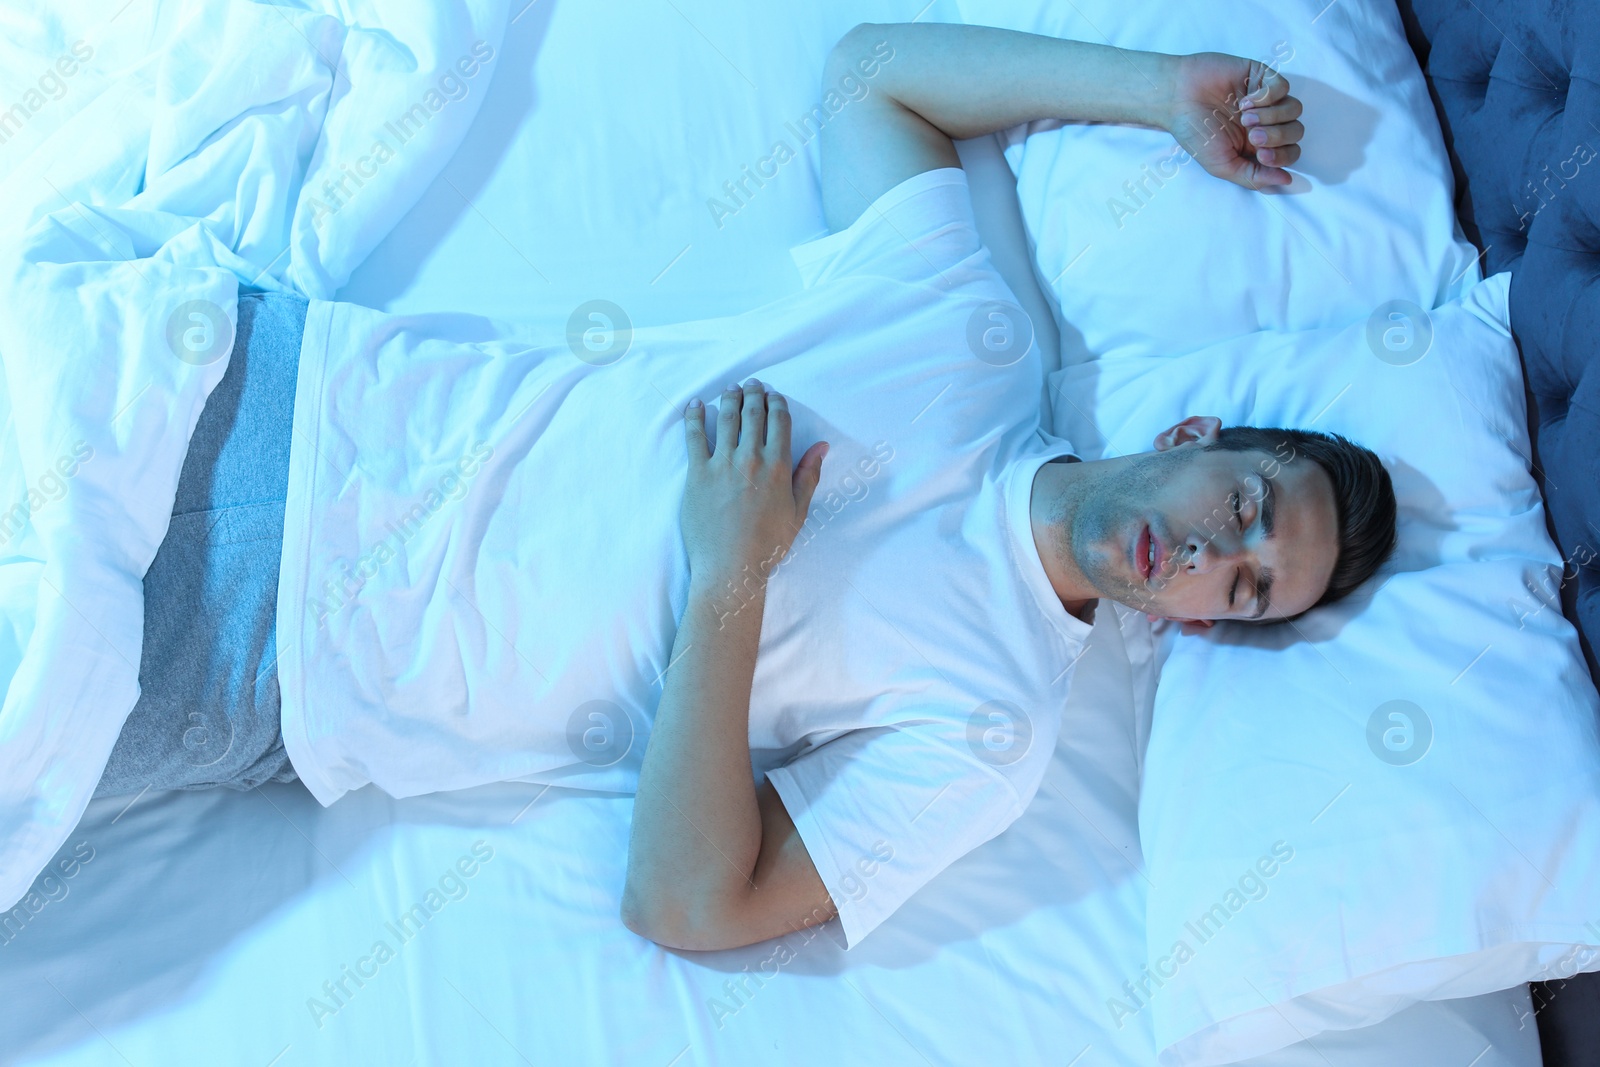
[828,23,895,86]
[618,890,676,945]
[620,890,744,952]
[833,22,882,52]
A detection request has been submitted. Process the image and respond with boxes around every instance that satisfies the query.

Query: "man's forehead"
[1260,461,1340,613]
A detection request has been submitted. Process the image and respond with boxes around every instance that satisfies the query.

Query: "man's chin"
[1101,588,1159,617]
[1077,551,1146,609]
[1096,592,1213,636]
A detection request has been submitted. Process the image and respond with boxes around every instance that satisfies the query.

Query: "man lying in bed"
[95,23,1396,951]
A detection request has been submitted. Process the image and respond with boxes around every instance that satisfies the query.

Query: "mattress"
[0,1,1545,1064]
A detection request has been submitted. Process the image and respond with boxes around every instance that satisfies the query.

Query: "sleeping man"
[95,23,1395,951]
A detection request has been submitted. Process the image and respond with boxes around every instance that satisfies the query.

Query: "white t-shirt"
[275,168,1092,946]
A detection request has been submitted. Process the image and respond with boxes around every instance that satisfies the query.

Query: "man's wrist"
[1040,43,1185,131]
[689,563,772,624]
[1143,50,1185,132]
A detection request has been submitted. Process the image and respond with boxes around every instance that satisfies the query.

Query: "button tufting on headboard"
[1398,0,1600,681]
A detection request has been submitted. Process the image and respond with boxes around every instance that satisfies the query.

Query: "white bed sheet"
[0,2,1543,1064]
[1,609,1538,1067]
[333,0,1069,393]
[4,600,1156,1066]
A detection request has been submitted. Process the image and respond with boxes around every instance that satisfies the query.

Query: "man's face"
[1057,425,1340,624]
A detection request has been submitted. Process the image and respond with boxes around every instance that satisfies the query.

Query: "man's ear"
[1146,613,1216,635]
[1152,415,1223,452]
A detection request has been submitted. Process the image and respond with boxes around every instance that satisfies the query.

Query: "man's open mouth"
[1135,524,1166,584]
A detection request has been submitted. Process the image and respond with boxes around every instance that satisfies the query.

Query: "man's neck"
[1028,456,1099,622]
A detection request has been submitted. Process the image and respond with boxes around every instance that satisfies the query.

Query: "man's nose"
[1185,535,1245,573]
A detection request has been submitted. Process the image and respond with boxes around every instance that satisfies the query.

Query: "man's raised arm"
[820,23,1303,232]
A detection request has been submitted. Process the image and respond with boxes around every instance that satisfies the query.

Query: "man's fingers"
[715,383,741,460]
[1222,155,1290,190]
[1248,159,1294,187]
[1255,144,1300,171]
[1240,97,1302,129]
[683,397,710,462]
[764,390,792,463]
[1242,66,1290,110]
[738,378,766,454]
[1247,119,1303,150]
[792,441,829,519]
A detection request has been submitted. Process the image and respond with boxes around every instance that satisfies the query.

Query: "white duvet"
[0,0,510,912]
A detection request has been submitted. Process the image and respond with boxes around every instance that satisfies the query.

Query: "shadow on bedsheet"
[1289,76,1380,189]
[0,781,385,1063]
[0,774,652,1063]
[336,0,554,307]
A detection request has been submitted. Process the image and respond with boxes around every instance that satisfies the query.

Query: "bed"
[1391,0,1600,1060]
[0,0,1592,1064]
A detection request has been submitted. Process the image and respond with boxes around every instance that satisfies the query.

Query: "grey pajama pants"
[94,291,304,798]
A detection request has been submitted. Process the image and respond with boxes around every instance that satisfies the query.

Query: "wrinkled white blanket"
[0,0,508,911]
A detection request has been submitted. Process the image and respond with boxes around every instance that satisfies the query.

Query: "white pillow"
[954,0,1482,362]
[1052,273,1600,1066]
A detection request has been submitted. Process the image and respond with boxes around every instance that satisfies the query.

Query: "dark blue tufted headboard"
[1395,0,1599,684]
[1394,4,1600,1060]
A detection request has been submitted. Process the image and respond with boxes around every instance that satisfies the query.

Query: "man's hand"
[1164,51,1303,190]
[622,378,836,952]
[681,379,828,586]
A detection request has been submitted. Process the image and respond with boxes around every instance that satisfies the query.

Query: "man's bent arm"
[622,566,836,950]
[822,24,1177,232]
[623,382,835,951]
[822,23,1301,232]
